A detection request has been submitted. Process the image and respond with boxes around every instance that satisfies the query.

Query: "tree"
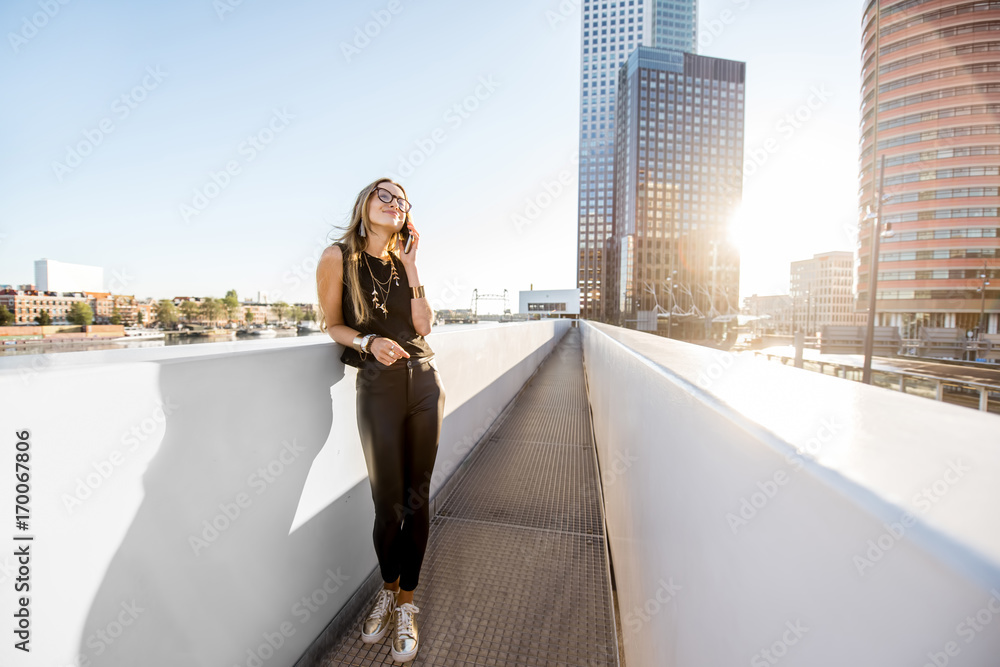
[200,297,225,327]
[179,300,200,325]
[67,302,93,326]
[0,304,13,326]
[137,311,145,326]
[110,307,122,325]
[222,290,240,326]
[273,301,289,323]
[290,305,304,323]
[245,309,254,325]
[34,309,52,326]
[155,300,178,328]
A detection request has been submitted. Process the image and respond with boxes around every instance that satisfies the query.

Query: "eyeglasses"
[373,187,411,213]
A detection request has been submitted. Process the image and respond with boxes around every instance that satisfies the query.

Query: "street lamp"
[808,291,814,339]
[664,280,676,339]
[977,261,991,341]
[862,155,893,384]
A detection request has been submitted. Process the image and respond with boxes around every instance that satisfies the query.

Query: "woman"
[315,177,445,663]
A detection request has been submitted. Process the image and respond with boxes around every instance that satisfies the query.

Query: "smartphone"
[400,223,413,254]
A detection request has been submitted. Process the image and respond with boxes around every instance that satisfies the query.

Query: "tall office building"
[576,0,698,320]
[607,47,745,337]
[858,0,1000,337]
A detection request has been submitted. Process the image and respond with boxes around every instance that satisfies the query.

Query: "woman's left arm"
[403,263,433,337]
[399,220,433,336]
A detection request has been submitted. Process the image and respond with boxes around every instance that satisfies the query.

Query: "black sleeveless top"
[334,242,434,368]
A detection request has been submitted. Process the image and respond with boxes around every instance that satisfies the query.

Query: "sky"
[0,0,863,314]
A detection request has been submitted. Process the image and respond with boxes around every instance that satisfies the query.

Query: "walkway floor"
[314,327,619,666]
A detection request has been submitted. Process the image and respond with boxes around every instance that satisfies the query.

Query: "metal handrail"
[753,350,1000,412]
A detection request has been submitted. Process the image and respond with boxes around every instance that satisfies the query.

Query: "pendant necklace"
[363,251,399,317]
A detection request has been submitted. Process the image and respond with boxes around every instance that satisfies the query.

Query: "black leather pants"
[355,356,445,591]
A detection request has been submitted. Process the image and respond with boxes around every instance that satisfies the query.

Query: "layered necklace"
[362,251,399,317]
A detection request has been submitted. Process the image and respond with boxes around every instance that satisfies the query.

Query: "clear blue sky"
[0,0,863,312]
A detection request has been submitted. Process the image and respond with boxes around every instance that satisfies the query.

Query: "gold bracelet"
[410,285,425,299]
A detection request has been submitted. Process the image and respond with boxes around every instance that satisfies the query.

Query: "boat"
[191,327,234,337]
[110,327,166,342]
[248,327,277,337]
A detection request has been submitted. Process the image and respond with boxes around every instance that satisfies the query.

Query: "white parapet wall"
[581,320,1000,667]
[0,319,569,667]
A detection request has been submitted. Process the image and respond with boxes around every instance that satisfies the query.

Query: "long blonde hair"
[318,177,412,333]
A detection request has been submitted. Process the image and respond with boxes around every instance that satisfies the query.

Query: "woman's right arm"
[316,244,362,349]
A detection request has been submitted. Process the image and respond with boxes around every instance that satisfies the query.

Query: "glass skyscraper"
[608,47,745,335]
[576,0,698,320]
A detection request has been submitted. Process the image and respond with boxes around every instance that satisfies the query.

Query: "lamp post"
[803,289,812,339]
[862,155,891,384]
[977,260,991,343]
[802,290,812,336]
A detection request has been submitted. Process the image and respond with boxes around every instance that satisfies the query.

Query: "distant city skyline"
[1,1,864,312]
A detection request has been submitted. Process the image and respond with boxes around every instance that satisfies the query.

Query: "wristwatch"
[361,333,377,353]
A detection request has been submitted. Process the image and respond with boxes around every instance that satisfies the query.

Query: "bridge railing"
[754,350,1000,413]
[0,320,570,667]
[582,320,1000,667]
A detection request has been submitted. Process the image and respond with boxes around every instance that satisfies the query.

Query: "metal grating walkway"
[312,327,618,666]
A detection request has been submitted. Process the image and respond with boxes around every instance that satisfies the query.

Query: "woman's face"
[366,181,407,234]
